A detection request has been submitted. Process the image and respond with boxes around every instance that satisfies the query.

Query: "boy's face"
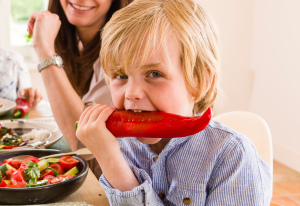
[109,34,195,144]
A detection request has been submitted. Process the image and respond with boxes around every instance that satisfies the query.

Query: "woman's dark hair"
[48,0,132,97]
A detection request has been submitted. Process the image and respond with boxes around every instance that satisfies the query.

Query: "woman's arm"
[28,11,85,151]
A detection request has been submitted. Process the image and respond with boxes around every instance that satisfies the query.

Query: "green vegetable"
[0,163,17,174]
[46,167,60,177]
[24,160,40,184]
[46,158,60,164]
[1,126,10,136]
[37,159,49,171]
[25,179,48,188]
[0,172,2,182]
[64,166,79,176]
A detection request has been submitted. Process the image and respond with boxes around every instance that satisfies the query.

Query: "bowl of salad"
[0,149,89,205]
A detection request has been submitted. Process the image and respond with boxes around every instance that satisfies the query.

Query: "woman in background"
[27,0,132,178]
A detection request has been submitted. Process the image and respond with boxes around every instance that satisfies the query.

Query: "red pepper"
[76,107,212,138]
[13,97,30,118]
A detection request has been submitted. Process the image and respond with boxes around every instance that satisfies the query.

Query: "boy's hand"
[19,87,43,107]
[76,104,140,192]
[76,104,119,155]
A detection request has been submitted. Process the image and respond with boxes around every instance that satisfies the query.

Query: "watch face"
[55,55,63,66]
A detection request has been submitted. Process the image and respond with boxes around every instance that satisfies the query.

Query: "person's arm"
[27,11,85,151]
[206,137,272,206]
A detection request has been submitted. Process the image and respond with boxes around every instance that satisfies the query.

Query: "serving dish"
[0,98,16,117]
[0,149,89,205]
[0,121,63,152]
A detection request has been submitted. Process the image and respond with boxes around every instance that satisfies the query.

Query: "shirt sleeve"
[16,53,31,93]
[205,137,272,206]
[99,165,163,206]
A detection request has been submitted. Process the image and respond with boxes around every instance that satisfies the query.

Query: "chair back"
[213,111,273,175]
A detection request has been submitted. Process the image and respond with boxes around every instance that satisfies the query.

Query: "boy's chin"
[136,137,162,144]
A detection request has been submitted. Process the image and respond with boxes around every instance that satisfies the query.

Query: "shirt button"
[183,197,191,205]
[158,192,165,200]
[153,156,158,162]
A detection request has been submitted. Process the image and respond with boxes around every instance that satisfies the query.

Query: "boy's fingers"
[87,105,110,124]
[78,106,94,128]
[96,106,117,124]
[79,104,105,127]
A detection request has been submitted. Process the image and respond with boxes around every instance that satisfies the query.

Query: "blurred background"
[0,0,299,175]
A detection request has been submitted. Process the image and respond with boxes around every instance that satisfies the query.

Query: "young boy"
[76,0,272,205]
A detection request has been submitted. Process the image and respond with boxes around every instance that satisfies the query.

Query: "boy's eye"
[115,74,128,79]
[148,72,162,78]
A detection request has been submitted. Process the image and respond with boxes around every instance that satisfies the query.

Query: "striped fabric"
[100,120,272,206]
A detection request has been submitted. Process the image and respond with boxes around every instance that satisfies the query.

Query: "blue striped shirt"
[100,120,272,206]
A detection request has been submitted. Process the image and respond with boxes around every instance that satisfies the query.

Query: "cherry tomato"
[10,170,26,188]
[60,156,78,171]
[23,156,40,163]
[9,131,13,135]
[38,169,54,180]
[49,163,64,175]
[49,176,65,184]
[4,146,12,149]
[0,162,3,166]
[43,175,55,185]
[3,160,22,169]
[0,180,7,187]
[60,174,73,179]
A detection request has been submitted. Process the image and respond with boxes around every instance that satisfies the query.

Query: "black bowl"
[0,149,89,205]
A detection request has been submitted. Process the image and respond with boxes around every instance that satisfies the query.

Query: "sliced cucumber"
[46,158,60,164]
[37,159,49,171]
[64,166,79,176]
[0,163,17,174]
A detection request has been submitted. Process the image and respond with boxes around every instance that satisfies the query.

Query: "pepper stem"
[14,110,22,117]
[74,121,78,130]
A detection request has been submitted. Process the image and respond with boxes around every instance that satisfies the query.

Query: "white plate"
[0,121,63,152]
[0,98,16,117]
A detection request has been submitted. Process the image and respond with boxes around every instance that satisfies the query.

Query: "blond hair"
[101,0,221,114]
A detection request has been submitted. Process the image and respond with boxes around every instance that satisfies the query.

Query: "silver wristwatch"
[37,53,64,72]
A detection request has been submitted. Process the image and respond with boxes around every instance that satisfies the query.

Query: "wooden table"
[28,100,53,119]
[56,169,110,206]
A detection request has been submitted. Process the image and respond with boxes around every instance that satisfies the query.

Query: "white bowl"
[0,97,16,116]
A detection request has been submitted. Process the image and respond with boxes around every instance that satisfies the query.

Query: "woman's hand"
[19,87,43,107]
[76,104,119,155]
[27,10,61,61]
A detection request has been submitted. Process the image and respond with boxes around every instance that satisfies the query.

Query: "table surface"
[29,101,281,206]
[56,169,110,206]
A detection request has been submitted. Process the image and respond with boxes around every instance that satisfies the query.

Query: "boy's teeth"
[133,110,142,113]
[72,4,93,11]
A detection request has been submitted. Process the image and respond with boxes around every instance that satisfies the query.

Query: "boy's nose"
[125,82,144,102]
